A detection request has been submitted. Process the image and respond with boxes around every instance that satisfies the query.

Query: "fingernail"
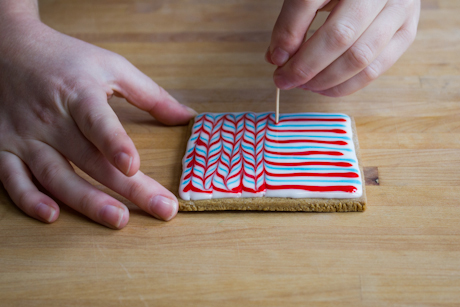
[274,72,294,90]
[36,203,56,223]
[115,152,133,175]
[183,105,198,117]
[271,47,290,66]
[149,195,178,221]
[264,47,273,64]
[100,205,124,229]
[299,84,311,91]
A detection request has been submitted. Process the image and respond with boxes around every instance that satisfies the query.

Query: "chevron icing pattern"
[179,112,363,201]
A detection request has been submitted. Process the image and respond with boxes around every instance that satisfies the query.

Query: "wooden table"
[1,0,460,305]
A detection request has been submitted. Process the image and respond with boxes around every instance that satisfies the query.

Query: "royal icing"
[179,112,363,201]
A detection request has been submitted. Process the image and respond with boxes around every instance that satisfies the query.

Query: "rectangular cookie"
[178,112,366,212]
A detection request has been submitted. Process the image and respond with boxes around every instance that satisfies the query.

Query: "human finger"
[0,151,59,223]
[301,1,408,91]
[22,142,130,229]
[274,0,387,89]
[110,57,197,126]
[313,18,419,97]
[68,90,140,177]
[319,0,340,12]
[56,135,179,221]
[267,0,323,66]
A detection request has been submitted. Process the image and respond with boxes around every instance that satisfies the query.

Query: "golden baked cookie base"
[178,116,367,212]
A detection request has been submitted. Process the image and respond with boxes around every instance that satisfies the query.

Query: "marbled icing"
[179,112,363,201]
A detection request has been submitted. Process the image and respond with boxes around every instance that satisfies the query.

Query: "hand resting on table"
[0,2,196,229]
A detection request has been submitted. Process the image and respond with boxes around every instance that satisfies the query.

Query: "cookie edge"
[177,114,367,212]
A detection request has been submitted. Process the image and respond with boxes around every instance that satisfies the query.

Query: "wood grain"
[1,0,460,305]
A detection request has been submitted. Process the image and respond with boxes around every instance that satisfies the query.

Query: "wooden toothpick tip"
[275,87,280,124]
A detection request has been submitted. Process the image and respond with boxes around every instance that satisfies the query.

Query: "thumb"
[110,56,197,125]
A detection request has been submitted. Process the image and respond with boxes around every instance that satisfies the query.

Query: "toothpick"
[275,87,280,124]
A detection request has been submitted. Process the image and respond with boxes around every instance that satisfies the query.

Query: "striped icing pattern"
[180,112,363,201]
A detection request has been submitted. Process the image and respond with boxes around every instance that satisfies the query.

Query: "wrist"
[0,1,41,44]
[0,1,40,23]
[0,6,49,71]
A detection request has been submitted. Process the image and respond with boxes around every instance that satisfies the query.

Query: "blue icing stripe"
[266,165,359,172]
[246,122,255,129]
[267,132,350,140]
[270,124,347,128]
[196,147,207,155]
[264,143,352,152]
[209,147,221,155]
[227,178,240,186]
[266,178,361,184]
[223,123,235,130]
[192,178,204,186]
[210,135,220,142]
[242,144,254,151]
[242,151,255,159]
[281,113,348,118]
[193,168,204,176]
[244,134,255,141]
[195,156,205,164]
[222,135,233,142]
[218,166,229,173]
[214,176,224,183]
[264,154,356,163]
[243,179,255,185]
[208,157,219,165]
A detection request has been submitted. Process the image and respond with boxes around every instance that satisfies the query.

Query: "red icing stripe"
[265,171,359,178]
[279,118,346,122]
[265,160,352,167]
[265,136,347,146]
[265,149,344,156]
[266,184,357,193]
[267,127,347,134]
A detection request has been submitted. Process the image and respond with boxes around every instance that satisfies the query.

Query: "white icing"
[179,112,363,200]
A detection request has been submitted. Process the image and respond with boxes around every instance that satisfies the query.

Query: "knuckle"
[326,21,357,48]
[0,169,18,188]
[125,179,144,202]
[399,26,417,45]
[348,44,374,69]
[289,62,315,83]
[82,109,105,133]
[79,190,98,214]
[39,162,62,189]
[362,64,380,82]
[326,86,344,98]
[102,130,130,153]
[17,190,35,210]
[80,146,105,172]
[273,26,303,53]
